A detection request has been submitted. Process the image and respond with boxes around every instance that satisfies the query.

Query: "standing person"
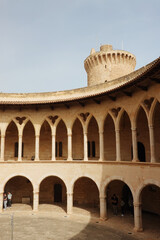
[128,197,134,216]
[121,198,125,216]
[111,194,118,215]
[3,193,7,210]
[7,192,12,208]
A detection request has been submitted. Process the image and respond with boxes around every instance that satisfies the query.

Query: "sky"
[0,0,160,93]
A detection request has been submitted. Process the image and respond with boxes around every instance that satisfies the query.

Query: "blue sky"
[0,0,159,93]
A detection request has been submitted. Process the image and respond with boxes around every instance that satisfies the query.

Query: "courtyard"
[0,204,159,240]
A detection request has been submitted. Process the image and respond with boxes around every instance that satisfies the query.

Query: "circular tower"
[84,44,136,86]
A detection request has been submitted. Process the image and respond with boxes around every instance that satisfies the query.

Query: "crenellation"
[84,44,136,86]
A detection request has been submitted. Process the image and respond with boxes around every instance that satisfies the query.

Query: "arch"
[100,176,134,199]
[151,101,160,162]
[135,179,160,203]
[70,115,84,131]
[103,111,115,130]
[73,176,100,210]
[1,173,35,193]
[134,104,149,127]
[71,175,100,193]
[116,108,131,130]
[38,174,67,190]
[39,120,52,160]
[136,105,150,162]
[119,111,132,161]
[39,175,67,205]
[87,116,99,159]
[56,119,67,159]
[5,120,18,161]
[72,118,84,160]
[23,120,35,160]
[104,113,116,161]
[149,98,158,126]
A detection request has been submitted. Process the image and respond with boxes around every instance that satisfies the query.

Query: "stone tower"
[84,44,136,86]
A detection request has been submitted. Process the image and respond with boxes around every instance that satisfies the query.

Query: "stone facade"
[0,45,160,233]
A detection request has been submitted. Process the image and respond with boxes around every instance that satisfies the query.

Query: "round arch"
[135,179,160,203]
[100,176,135,200]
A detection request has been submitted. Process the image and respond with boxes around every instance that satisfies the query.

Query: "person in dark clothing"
[111,194,118,215]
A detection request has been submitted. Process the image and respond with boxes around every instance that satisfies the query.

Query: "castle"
[0,45,160,232]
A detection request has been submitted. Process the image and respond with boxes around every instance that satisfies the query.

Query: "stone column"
[0,135,5,161]
[67,192,73,214]
[115,129,121,161]
[0,192,3,212]
[18,135,22,161]
[51,134,56,161]
[149,125,156,163]
[131,128,139,162]
[67,133,72,161]
[99,131,104,161]
[35,135,40,161]
[100,196,107,220]
[134,202,143,232]
[84,131,88,161]
[33,191,39,211]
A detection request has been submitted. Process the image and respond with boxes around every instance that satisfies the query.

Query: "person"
[7,192,12,208]
[120,198,125,216]
[111,194,118,215]
[3,193,7,210]
[128,197,134,216]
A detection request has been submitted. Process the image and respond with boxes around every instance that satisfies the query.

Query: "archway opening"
[5,121,18,161]
[73,177,99,217]
[120,111,132,161]
[72,118,84,160]
[39,176,67,212]
[23,121,35,160]
[56,120,67,160]
[137,107,150,162]
[40,120,52,160]
[153,102,160,163]
[4,176,33,210]
[104,114,116,161]
[106,180,134,226]
[88,117,99,160]
[141,184,160,232]
[138,142,146,162]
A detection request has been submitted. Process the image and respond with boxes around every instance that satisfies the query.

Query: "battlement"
[84,45,136,86]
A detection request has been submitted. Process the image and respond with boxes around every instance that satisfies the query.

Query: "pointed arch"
[40,120,52,160]
[120,111,132,161]
[152,101,160,162]
[23,120,35,160]
[72,118,84,160]
[5,120,18,161]
[87,116,99,159]
[136,106,150,162]
[104,113,116,161]
[56,119,67,159]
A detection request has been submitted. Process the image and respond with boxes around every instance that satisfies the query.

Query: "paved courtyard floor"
[0,204,159,240]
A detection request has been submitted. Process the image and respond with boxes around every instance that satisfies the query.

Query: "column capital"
[33,191,39,194]
[67,192,73,196]
[131,127,137,131]
[1,135,5,138]
[35,134,40,138]
[115,128,120,132]
[134,202,142,207]
[99,131,104,134]
[67,133,72,137]
[149,124,154,129]
[100,196,106,200]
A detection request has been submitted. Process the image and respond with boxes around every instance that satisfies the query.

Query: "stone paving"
[0,204,159,240]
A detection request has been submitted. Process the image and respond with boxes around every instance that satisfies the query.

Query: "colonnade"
[0,119,157,163]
